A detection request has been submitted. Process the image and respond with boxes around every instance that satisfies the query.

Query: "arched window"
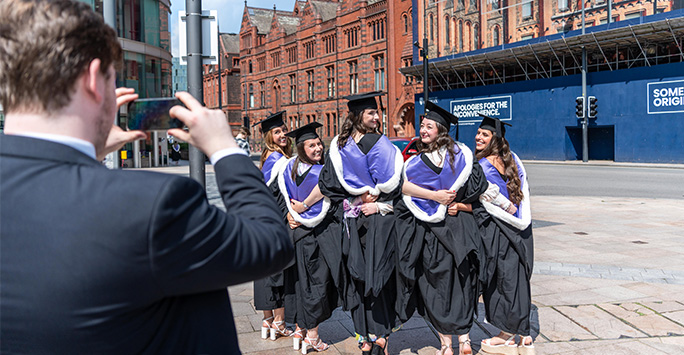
[248,60,253,73]
[493,26,500,46]
[458,20,464,52]
[466,22,471,51]
[429,15,434,41]
[474,23,479,49]
[445,16,450,47]
[403,14,408,33]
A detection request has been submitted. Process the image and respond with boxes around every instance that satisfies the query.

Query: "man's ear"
[82,59,104,103]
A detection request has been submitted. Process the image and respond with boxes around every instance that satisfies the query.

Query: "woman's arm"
[402,180,456,205]
[290,185,325,214]
[480,182,517,215]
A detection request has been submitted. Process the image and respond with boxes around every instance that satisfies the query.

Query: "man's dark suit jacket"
[0,134,293,354]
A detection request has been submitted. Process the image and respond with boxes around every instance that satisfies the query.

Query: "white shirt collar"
[13,132,97,160]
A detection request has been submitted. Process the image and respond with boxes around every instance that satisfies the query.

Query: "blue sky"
[170,0,295,56]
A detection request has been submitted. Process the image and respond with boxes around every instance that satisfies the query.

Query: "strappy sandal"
[359,341,372,355]
[480,333,517,355]
[517,336,535,355]
[435,343,453,355]
[301,335,329,354]
[371,338,387,355]
[292,328,305,350]
[458,339,471,355]
[261,316,274,339]
[270,320,293,340]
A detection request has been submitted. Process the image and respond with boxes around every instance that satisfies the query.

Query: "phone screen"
[127,98,184,131]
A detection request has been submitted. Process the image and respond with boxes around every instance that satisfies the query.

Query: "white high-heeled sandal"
[517,336,535,355]
[301,335,329,354]
[480,333,517,355]
[292,328,305,350]
[270,320,293,341]
[260,316,274,340]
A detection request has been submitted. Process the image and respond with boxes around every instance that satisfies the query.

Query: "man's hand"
[167,92,238,157]
[96,88,145,160]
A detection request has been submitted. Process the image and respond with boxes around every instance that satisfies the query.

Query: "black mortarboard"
[424,101,459,128]
[478,113,512,138]
[285,122,322,144]
[344,91,383,115]
[252,111,285,132]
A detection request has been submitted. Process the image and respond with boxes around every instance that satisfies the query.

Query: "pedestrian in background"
[0,1,293,353]
[474,115,535,355]
[395,102,488,355]
[318,92,403,355]
[235,126,251,155]
[253,111,296,341]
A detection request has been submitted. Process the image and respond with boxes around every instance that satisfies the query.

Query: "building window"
[373,55,385,91]
[349,60,358,94]
[257,56,265,71]
[289,74,296,103]
[370,18,385,41]
[323,34,336,54]
[286,46,297,64]
[493,26,500,46]
[304,41,315,59]
[248,60,253,73]
[558,0,568,11]
[345,27,359,48]
[522,1,532,19]
[249,84,254,108]
[459,20,463,52]
[492,0,499,10]
[259,81,265,107]
[307,70,314,101]
[474,23,479,49]
[271,51,280,68]
[402,58,414,84]
[403,14,409,33]
[429,15,434,41]
[445,16,450,47]
[326,65,336,98]
[521,34,534,41]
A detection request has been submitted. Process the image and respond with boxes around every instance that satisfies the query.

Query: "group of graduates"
[251,92,535,355]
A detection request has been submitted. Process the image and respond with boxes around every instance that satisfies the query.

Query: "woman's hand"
[431,189,457,205]
[505,203,518,215]
[286,212,301,229]
[290,199,307,214]
[360,192,378,203]
[360,202,379,216]
[447,202,472,216]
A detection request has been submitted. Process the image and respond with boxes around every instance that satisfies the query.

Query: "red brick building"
[239,0,419,142]
[203,33,243,133]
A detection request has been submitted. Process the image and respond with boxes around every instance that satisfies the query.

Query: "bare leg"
[436,332,453,355]
[457,333,471,355]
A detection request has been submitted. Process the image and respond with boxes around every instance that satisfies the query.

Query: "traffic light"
[588,96,598,118]
[575,96,585,118]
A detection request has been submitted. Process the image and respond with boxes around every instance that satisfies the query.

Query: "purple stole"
[328,135,403,196]
[479,152,531,230]
[277,157,330,228]
[402,142,473,223]
[261,151,287,186]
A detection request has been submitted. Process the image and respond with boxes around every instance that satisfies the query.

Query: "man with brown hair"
[0,1,293,353]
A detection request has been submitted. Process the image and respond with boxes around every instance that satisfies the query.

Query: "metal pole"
[217,26,222,111]
[153,131,160,167]
[186,0,205,187]
[581,1,588,162]
[608,0,612,24]
[103,0,120,169]
[423,0,429,114]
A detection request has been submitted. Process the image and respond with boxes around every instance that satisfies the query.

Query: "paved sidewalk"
[140,164,684,354]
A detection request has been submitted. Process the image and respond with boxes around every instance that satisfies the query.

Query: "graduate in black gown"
[274,122,338,353]
[253,111,295,340]
[474,115,535,355]
[316,92,403,355]
[395,102,488,355]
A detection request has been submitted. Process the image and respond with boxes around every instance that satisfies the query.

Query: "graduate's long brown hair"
[291,138,325,181]
[259,127,293,169]
[337,110,380,149]
[475,132,523,205]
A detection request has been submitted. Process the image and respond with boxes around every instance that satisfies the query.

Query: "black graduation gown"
[318,134,402,339]
[275,164,340,329]
[395,155,488,335]
[473,165,534,336]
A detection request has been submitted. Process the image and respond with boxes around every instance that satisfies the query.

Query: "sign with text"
[450,96,512,125]
[647,80,684,114]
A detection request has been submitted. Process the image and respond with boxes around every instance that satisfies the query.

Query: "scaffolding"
[401,14,684,91]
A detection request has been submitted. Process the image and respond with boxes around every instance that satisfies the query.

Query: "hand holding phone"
[127,98,184,131]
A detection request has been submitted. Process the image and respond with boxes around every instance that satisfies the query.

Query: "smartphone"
[127,98,184,131]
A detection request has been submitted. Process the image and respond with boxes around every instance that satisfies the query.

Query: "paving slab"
[553,305,644,339]
[597,303,684,337]
[536,307,598,342]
